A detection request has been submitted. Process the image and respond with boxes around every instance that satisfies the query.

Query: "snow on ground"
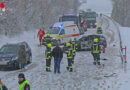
[0,12,123,90]
[0,18,122,90]
[0,0,125,90]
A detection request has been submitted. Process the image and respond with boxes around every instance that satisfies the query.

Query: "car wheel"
[15,62,20,69]
[27,55,32,64]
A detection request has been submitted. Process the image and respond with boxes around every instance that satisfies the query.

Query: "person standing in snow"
[52,43,63,74]
[97,25,103,34]
[37,29,45,45]
[45,44,52,72]
[0,79,8,90]
[70,39,78,64]
[91,38,101,65]
[65,43,73,72]
[19,45,26,72]
[18,73,30,90]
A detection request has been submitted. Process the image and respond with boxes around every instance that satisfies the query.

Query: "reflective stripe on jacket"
[44,37,53,44]
[92,44,100,54]
[71,43,78,51]
[45,50,52,60]
[65,50,73,59]
[19,80,30,90]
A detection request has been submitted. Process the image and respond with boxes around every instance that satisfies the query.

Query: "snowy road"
[0,0,125,89]
[0,14,123,90]
[0,0,123,89]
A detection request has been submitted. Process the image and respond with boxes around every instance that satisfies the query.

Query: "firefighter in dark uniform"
[45,43,52,72]
[91,38,101,65]
[43,34,53,47]
[65,43,73,72]
[97,25,103,34]
[71,40,78,64]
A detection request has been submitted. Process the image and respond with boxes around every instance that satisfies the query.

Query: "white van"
[47,21,81,44]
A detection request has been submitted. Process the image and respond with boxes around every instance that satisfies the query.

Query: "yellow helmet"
[47,44,52,48]
[66,43,71,47]
[98,25,101,28]
[47,33,50,37]
[94,38,99,43]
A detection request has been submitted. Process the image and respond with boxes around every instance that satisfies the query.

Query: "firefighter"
[43,34,53,47]
[97,25,103,34]
[65,43,73,72]
[91,38,101,65]
[45,43,52,72]
[70,40,78,64]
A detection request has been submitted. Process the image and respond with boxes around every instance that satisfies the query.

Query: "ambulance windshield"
[47,28,60,34]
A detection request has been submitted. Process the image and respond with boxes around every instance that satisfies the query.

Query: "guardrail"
[122,46,127,63]
[102,14,126,63]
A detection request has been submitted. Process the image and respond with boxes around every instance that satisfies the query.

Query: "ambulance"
[47,21,81,45]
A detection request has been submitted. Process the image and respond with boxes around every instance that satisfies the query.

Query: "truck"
[79,9,97,28]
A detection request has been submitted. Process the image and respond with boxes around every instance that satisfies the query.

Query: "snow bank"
[117,27,130,90]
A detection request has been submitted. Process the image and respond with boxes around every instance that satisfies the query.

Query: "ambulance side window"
[59,29,65,35]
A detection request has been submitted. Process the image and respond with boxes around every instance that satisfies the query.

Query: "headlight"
[12,56,18,61]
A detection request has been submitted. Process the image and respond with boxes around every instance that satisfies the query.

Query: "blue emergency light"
[74,21,77,24]
[58,24,63,30]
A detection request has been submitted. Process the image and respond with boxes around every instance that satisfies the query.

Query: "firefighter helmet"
[47,33,50,37]
[94,38,99,43]
[47,44,52,48]
[98,25,101,28]
[66,43,71,47]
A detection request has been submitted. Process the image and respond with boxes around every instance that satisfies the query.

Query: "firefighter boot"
[66,66,69,71]
[48,69,51,72]
[97,59,100,65]
[69,68,73,72]
[46,68,48,72]
[98,62,101,65]
[93,61,96,65]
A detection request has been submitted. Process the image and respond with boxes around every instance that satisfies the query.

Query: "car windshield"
[0,45,19,54]
[47,28,60,34]
[85,12,96,18]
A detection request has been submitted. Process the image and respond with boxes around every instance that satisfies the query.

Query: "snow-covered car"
[0,42,32,69]
[77,35,107,51]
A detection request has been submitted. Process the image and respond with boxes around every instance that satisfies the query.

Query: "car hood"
[0,53,18,61]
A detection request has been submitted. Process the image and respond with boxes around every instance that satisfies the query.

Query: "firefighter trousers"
[92,53,100,63]
[46,59,51,71]
[67,59,73,69]
[72,54,75,63]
